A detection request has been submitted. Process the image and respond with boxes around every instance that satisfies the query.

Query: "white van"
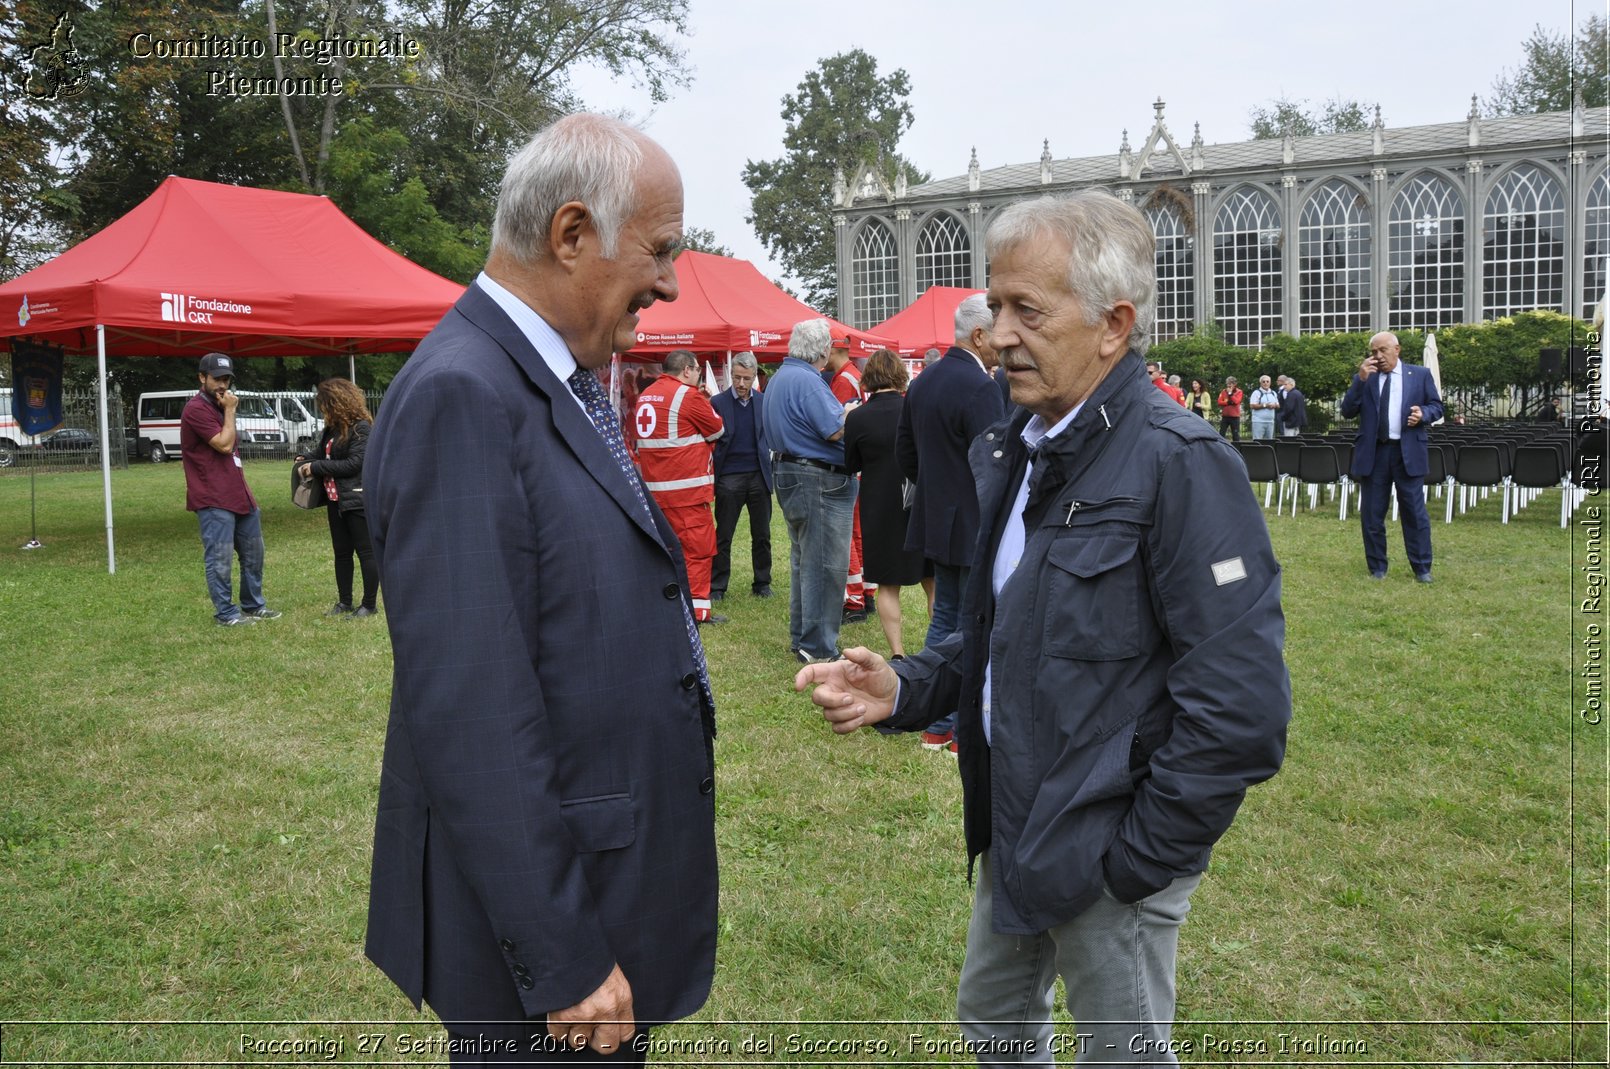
[0,388,22,467]
[135,390,287,463]
[244,391,324,455]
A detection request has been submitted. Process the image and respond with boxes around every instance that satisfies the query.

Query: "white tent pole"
[348,352,356,383]
[96,324,116,574]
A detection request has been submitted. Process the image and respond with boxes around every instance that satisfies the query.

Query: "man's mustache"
[999,349,1037,372]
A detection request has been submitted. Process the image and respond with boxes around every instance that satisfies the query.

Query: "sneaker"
[1414,572,1433,584]
[1369,571,1387,580]
[697,613,729,626]
[710,590,725,602]
[920,730,954,751]
[947,740,959,756]
[842,609,868,625]
[243,608,282,620]
[752,585,773,598]
[216,615,258,627]
[795,649,840,665]
[350,606,377,618]
[325,602,354,617]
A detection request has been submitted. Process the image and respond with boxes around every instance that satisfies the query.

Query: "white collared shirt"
[1378,365,1402,440]
[476,272,596,422]
[981,401,1083,744]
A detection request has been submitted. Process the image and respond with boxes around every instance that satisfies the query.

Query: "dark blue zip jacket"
[887,351,1290,934]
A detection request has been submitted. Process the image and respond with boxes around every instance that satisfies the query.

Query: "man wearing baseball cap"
[181,353,280,626]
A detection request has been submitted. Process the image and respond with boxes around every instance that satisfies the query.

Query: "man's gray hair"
[923,347,943,366]
[663,350,697,374]
[954,293,993,342]
[985,190,1156,354]
[789,319,833,365]
[731,351,758,371]
[492,113,646,264]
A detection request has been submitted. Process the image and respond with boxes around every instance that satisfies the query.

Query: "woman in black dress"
[843,350,929,657]
[295,377,379,617]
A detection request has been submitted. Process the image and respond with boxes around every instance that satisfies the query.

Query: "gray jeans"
[957,852,1201,1066]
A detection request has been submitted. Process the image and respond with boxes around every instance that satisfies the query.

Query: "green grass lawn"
[0,463,1601,1065]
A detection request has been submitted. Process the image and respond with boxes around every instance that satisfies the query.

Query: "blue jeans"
[957,852,1201,1066]
[773,460,857,658]
[921,561,969,736]
[1360,440,1432,576]
[197,506,265,621]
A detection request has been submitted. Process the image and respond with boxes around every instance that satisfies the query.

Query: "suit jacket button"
[500,938,516,952]
[512,962,530,977]
[663,582,680,599]
[519,976,534,990]
[699,776,715,795]
[681,672,698,690]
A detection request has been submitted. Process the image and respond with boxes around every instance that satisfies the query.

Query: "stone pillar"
[1466,159,1483,322]
[1192,181,1213,332]
[969,201,986,288]
[895,208,915,308]
[1370,167,1390,329]
[1281,174,1299,337]
[833,214,850,323]
[1571,149,1589,317]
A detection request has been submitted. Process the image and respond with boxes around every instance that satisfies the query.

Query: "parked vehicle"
[36,427,97,453]
[0,389,19,468]
[135,390,286,463]
[243,391,323,456]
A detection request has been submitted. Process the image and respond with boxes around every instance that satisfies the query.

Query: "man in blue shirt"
[763,319,856,662]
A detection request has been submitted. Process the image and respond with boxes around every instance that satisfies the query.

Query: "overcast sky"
[569,0,1584,292]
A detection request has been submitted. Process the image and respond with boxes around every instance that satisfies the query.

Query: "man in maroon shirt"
[181,353,280,626]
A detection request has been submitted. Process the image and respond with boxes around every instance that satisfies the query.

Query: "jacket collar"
[451,285,668,549]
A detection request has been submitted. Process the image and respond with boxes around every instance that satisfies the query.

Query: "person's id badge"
[234,454,243,468]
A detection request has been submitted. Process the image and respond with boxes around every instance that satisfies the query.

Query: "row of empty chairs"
[1233,427,1588,527]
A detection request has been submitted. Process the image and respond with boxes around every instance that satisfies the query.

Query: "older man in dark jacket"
[798,191,1289,1067]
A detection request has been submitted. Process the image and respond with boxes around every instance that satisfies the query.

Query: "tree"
[1249,96,1372,140]
[743,49,927,316]
[678,226,732,258]
[1488,16,1609,114]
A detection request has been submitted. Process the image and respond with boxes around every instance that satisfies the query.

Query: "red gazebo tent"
[0,175,466,571]
[631,250,895,358]
[0,175,464,358]
[868,285,983,356]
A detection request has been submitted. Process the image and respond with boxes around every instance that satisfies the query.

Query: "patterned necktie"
[568,367,713,707]
[1377,369,1392,443]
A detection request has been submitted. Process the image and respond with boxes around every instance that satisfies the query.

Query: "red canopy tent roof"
[630,250,895,358]
[868,285,983,356]
[0,176,465,357]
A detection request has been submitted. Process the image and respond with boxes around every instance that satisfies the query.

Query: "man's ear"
[548,201,591,270]
[1100,302,1137,358]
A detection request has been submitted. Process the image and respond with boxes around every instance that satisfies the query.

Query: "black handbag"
[292,465,320,509]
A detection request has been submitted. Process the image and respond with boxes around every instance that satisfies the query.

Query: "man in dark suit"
[710,350,772,600]
[1341,331,1444,583]
[896,293,1004,750]
[363,113,717,1064]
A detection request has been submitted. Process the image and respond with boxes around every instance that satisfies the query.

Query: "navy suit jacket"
[1340,362,1444,479]
[710,386,772,492]
[363,284,718,1031]
[897,346,1005,566]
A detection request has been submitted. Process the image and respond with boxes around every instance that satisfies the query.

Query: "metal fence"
[0,386,129,472]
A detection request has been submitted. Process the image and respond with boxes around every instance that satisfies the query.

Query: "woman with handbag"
[842,350,931,658]
[296,378,379,618]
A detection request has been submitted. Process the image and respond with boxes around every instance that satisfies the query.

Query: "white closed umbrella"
[1423,332,1444,426]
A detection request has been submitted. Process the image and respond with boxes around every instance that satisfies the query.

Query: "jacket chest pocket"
[1042,533,1146,661]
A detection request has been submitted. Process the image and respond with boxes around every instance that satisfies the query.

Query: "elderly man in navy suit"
[710,350,773,600]
[1341,330,1444,583]
[363,113,717,1064]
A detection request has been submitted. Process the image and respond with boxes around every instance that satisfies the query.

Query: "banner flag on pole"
[11,340,65,436]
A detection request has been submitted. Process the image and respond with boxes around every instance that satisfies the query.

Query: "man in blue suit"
[363,114,717,1064]
[710,350,772,600]
[1341,331,1444,583]
[896,293,1005,750]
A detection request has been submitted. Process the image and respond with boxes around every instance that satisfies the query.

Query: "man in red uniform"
[634,349,726,623]
[1148,360,1186,405]
[825,344,873,624]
